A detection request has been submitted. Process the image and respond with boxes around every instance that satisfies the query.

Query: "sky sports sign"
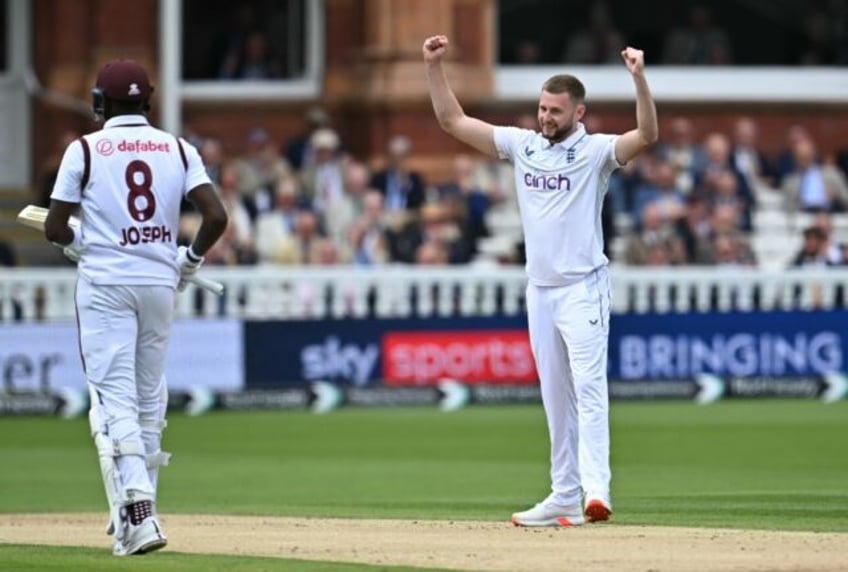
[244,311,847,387]
[382,330,536,385]
[244,318,535,387]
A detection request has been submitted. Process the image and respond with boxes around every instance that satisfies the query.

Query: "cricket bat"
[17,205,225,296]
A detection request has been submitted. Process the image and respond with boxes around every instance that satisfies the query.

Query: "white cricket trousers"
[526,266,611,507]
[76,277,175,500]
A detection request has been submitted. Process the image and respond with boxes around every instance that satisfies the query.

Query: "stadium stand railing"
[1,265,847,322]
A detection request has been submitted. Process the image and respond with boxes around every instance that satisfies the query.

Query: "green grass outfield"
[1,400,847,570]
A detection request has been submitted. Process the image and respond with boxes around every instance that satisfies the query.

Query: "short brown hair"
[541,74,586,102]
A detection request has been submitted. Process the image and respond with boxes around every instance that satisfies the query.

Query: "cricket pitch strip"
[1,513,846,571]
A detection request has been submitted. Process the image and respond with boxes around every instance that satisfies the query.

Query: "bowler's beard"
[541,119,574,144]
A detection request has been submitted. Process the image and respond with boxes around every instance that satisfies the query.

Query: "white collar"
[552,122,587,149]
[103,115,149,129]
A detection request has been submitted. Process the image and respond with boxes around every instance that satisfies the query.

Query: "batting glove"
[176,245,204,292]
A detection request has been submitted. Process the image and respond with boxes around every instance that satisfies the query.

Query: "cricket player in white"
[424,35,658,526]
[45,60,228,553]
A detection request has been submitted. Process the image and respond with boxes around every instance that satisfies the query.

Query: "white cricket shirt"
[51,115,212,287]
[493,122,620,286]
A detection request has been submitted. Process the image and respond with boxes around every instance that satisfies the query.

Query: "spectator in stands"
[346,190,391,268]
[370,135,426,214]
[607,154,645,220]
[708,169,747,221]
[782,137,848,214]
[625,203,686,265]
[235,127,292,218]
[693,132,755,230]
[348,191,390,267]
[415,239,449,265]
[282,106,331,170]
[791,225,837,267]
[631,160,686,225]
[675,193,713,263]
[254,175,305,264]
[812,212,846,265]
[798,2,843,65]
[438,154,499,257]
[219,29,282,80]
[200,138,225,185]
[643,243,672,266]
[561,2,625,64]
[513,39,544,64]
[215,162,256,264]
[661,4,733,65]
[709,232,757,267]
[387,203,469,264]
[323,161,371,246]
[791,217,846,309]
[695,203,751,264]
[657,116,699,195]
[300,128,345,215]
[292,237,351,318]
[469,115,525,234]
[774,124,812,185]
[309,238,347,265]
[203,220,241,268]
[730,117,775,192]
[269,210,323,265]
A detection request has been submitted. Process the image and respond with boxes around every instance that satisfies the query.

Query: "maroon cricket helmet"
[95,59,153,101]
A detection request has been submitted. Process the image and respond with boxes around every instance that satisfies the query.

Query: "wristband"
[186,245,204,263]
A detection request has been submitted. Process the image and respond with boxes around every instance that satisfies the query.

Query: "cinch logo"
[117,140,171,153]
[524,172,571,191]
[95,139,114,156]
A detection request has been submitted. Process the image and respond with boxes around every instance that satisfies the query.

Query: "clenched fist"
[423,35,449,63]
[620,47,645,75]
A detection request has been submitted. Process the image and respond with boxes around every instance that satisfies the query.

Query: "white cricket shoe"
[112,501,167,556]
[511,496,586,527]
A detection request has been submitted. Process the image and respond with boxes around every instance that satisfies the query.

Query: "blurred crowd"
[613,115,848,270]
[16,107,848,276]
[507,1,848,66]
[182,109,848,272]
[170,107,508,270]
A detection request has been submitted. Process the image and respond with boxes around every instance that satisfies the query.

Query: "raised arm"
[614,47,659,165]
[423,35,498,158]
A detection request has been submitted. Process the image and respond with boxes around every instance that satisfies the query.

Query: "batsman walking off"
[423,35,658,526]
[45,59,227,553]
